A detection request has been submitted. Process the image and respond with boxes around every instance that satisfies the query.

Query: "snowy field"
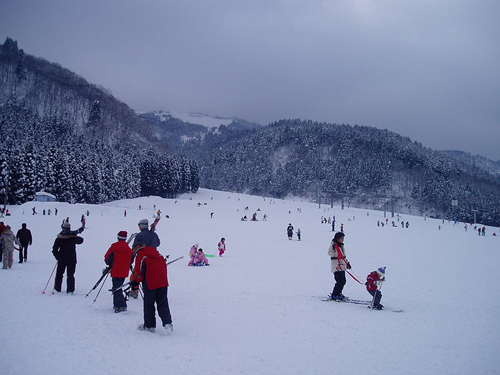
[1,188,499,375]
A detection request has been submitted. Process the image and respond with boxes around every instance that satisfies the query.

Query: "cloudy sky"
[1,0,499,160]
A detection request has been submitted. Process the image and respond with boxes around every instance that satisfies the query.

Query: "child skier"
[104,231,133,313]
[366,267,386,310]
[218,238,226,257]
[131,246,173,333]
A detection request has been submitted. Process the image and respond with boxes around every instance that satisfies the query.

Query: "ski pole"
[93,270,110,304]
[167,256,184,265]
[42,262,58,294]
[86,266,111,297]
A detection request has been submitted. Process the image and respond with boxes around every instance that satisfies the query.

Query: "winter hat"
[193,243,199,248]
[61,222,71,229]
[377,267,386,276]
[117,231,128,240]
[138,219,149,229]
[22,223,27,228]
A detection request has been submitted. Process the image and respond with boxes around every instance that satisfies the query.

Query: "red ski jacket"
[131,246,168,291]
[104,240,133,278]
[366,271,383,291]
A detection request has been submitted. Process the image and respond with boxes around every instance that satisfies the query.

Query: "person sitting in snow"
[366,267,386,310]
[194,248,209,266]
[104,231,133,313]
[188,245,209,266]
[218,237,226,257]
[130,246,173,333]
[188,243,199,265]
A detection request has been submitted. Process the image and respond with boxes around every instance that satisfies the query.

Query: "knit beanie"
[377,267,386,276]
[117,231,128,240]
[61,222,71,229]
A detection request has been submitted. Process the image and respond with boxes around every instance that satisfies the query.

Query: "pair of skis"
[320,296,403,313]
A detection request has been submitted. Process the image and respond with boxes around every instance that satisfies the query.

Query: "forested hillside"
[0,38,199,204]
[148,116,500,226]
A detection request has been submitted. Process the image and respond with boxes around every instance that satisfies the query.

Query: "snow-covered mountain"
[2,189,499,375]
[440,150,500,176]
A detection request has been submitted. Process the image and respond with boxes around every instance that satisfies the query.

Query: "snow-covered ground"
[1,189,499,375]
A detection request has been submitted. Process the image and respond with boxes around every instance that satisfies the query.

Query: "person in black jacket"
[52,221,84,294]
[16,223,33,263]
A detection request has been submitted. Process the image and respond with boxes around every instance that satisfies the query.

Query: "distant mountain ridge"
[143,115,500,226]
[439,150,500,177]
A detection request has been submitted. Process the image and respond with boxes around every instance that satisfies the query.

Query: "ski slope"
[1,189,499,375]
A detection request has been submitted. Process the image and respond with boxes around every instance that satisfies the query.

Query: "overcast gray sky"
[1,0,499,160]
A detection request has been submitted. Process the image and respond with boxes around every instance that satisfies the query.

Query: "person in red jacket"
[366,267,386,310]
[131,246,173,333]
[104,231,133,313]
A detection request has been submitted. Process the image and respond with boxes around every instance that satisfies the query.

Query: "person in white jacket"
[328,232,351,301]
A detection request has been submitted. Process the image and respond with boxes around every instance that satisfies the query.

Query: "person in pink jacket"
[188,244,209,266]
[218,238,226,257]
[188,243,199,265]
[194,248,209,266]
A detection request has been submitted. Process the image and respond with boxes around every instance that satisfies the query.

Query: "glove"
[130,281,139,288]
[77,226,85,234]
[347,262,352,270]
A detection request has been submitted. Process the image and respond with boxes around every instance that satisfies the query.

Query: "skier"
[296,229,301,241]
[366,267,386,310]
[1,225,20,269]
[132,219,160,249]
[16,223,33,263]
[287,223,294,240]
[129,219,161,298]
[104,231,133,313]
[218,238,226,257]
[52,222,84,293]
[131,246,173,333]
[327,232,351,301]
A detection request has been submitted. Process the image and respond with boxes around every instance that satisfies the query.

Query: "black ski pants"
[112,277,127,308]
[54,262,76,293]
[368,289,382,306]
[19,244,29,262]
[332,270,346,296]
[143,286,172,329]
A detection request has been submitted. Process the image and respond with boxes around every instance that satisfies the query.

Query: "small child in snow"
[188,244,209,266]
[218,237,226,257]
[296,229,301,241]
[365,267,386,310]
[193,248,210,266]
[188,243,199,266]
